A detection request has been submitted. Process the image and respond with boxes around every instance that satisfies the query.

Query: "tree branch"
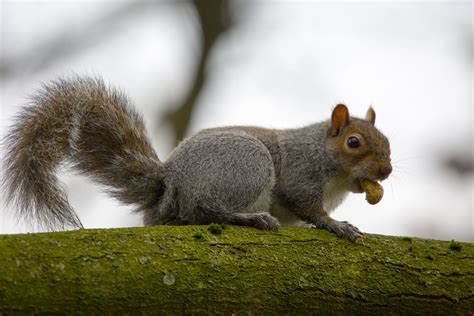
[164,0,232,143]
[1,226,472,314]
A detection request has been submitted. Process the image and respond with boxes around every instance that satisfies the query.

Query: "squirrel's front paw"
[321,219,363,242]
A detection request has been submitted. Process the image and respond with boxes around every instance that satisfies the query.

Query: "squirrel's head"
[325,104,392,193]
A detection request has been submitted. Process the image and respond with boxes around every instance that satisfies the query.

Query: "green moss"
[449,240,462,251]
[192,231,204,241]
[207,223,223,235]
[0,226,473,314]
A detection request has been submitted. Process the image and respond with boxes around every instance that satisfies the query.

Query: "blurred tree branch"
[442,152,474,177]
[164,0,233,144]
[1,0,235,146]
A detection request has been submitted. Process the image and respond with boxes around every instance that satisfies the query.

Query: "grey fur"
[2,77,392,241]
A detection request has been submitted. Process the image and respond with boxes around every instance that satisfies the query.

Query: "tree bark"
[0,226,472,314]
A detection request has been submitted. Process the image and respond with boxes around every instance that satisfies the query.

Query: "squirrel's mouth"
[350,180,365,193]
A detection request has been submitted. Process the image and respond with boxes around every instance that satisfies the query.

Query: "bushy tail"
[2,77,165,230]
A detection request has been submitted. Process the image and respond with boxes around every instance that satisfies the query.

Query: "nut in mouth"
[359,179,384,205]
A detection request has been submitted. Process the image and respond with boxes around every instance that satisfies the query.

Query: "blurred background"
[0,0,472,241]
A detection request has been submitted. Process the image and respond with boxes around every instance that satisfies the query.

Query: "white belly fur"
[323,176,350,213]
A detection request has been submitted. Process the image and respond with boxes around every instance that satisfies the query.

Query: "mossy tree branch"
[1,226,473,314]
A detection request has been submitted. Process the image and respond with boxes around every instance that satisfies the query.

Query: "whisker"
[386,179,395,199]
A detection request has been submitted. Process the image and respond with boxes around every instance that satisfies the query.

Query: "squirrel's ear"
[366,106,376,125]
[331,104,350,136]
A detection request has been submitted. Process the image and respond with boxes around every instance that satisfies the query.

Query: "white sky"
[0,1,472,241]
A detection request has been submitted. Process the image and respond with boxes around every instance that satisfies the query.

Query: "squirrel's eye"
[347,136,360,149]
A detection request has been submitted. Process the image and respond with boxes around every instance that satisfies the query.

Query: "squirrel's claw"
[319,220,364,243]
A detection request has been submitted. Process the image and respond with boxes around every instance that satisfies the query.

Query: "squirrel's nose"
[378,164,392,180]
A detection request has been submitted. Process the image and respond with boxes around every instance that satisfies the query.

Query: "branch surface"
[1,226,472,314]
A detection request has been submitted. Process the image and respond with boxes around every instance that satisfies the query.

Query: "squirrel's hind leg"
[188,206,280,230]
[179,156,279,230]
[142,184,280,230]
[146,207,281,230]
[155,131,280,230]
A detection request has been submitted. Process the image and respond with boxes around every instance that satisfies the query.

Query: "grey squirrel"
[2,76,392,242]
